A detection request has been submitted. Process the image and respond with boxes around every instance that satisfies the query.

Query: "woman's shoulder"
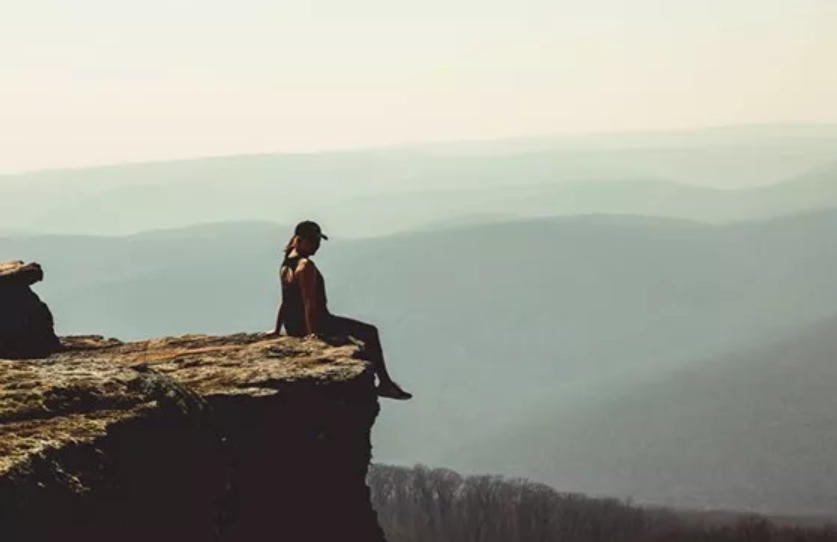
[281,254,306,274]
[283,252,319,272]
[295,257,320,273]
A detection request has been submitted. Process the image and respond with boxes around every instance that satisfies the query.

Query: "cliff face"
[0,333,388,542]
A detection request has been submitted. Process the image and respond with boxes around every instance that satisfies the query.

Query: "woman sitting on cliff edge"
[268,220,412,400]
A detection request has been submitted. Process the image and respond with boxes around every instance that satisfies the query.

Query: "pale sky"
[1,0,836,173]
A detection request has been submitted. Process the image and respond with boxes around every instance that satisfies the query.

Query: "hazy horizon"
[3,0,837,174]
[0,120,834,178]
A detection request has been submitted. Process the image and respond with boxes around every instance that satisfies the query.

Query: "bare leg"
[325,315,411,400]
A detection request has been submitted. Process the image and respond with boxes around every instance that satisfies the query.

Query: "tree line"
[369,464,837,542]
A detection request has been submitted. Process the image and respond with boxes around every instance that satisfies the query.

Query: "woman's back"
[280,253,328,336]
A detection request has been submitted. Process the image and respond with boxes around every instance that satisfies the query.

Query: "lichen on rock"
[0,333,388,542]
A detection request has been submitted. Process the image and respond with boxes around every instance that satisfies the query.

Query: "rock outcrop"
[0,333,388,542]
[0,261,62,359]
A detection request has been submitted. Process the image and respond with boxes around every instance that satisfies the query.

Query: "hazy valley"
[3,124,837,237]
[3,125,837,518]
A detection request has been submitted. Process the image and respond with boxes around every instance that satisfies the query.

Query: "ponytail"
[280,235,301,284]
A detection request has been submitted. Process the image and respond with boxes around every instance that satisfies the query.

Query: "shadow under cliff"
[0,334,387,542]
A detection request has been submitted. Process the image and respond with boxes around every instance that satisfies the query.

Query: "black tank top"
[280,255,329,336]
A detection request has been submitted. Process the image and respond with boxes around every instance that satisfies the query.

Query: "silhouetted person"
[269,221,412,400]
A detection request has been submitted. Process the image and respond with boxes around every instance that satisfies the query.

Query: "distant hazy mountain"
[496,160,837,223]
[738,161,837,218]
[456,315,837,517]
[2,124,836,236]
[417,123,837,188]
[4,209,837,514]
[417,122,837,155]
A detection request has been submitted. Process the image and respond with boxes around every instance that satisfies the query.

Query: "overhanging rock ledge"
[0,333,388,542]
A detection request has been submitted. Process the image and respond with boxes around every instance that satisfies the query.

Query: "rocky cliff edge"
[0,332,388,542]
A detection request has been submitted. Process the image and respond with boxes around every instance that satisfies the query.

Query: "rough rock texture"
[0,333,387,542]
[0,261,62,359]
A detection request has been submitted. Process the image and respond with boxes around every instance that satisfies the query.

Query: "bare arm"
[296,259,321,335]
[268,263,294,335]
[268,300,284,335]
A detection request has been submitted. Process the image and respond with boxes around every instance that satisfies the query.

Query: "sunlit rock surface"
[0,333,387,542]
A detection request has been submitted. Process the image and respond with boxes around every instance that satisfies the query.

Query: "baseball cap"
[294,220,329,240]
